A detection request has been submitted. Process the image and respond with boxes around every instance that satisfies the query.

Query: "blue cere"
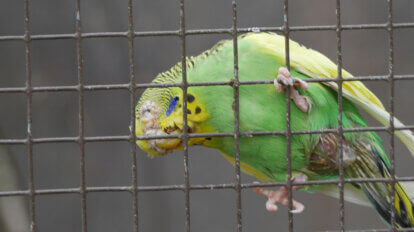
[166,96,179,117]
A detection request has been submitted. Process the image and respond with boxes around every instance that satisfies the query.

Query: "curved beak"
[135,100,201,156]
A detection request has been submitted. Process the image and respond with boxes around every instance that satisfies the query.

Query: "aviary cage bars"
[0,0,414,231]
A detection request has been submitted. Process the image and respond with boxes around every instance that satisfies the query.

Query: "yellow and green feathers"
[135,32,414,228]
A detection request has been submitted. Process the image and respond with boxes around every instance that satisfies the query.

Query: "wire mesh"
[387,0,397,231]
[335,0,345,230]
[231,1,243,231]
[74,0,87,231]
[178,1,191,231]
[0,0,414,231]
[282,0,294,231]
[23,0,35,230]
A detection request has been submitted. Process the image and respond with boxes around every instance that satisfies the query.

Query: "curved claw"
[293,78,309,90]
[253,186,305,214]
[291,88,309,113]
[265,195,302,213]
[290,200,305,214]
[266,199,279,212]
[253,174,308,213]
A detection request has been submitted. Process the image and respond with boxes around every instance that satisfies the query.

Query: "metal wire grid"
[0,0,413,231]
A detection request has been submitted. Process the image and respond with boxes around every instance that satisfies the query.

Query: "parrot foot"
[253,174,307,213]
[274,67,310,113]
[253,186,305,213]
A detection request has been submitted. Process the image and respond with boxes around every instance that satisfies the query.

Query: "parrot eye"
[166,96,179,117]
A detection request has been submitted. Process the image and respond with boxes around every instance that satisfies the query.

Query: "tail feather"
[349,143,414,228]
[401,182,414,200]
[349,99,414,157]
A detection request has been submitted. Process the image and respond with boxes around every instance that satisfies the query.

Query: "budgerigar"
[135,32,414,228]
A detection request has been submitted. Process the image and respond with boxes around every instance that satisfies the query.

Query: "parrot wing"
[242,32,414,156]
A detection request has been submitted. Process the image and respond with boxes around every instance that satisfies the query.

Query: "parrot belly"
[220,151,271,182]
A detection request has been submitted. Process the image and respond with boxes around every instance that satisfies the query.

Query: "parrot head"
[135,62,209,157]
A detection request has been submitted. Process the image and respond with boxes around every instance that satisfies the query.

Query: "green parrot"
[135,32,414,228]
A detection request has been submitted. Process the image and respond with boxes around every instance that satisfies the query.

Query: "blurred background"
[0,0,414,231]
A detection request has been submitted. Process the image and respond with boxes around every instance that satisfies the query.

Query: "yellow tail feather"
[395,183,414,227]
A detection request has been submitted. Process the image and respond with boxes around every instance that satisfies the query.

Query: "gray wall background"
[1,0,414,231]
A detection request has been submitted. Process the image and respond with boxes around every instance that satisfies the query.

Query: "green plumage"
[136,33,414,228]
[175,36,372,180]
